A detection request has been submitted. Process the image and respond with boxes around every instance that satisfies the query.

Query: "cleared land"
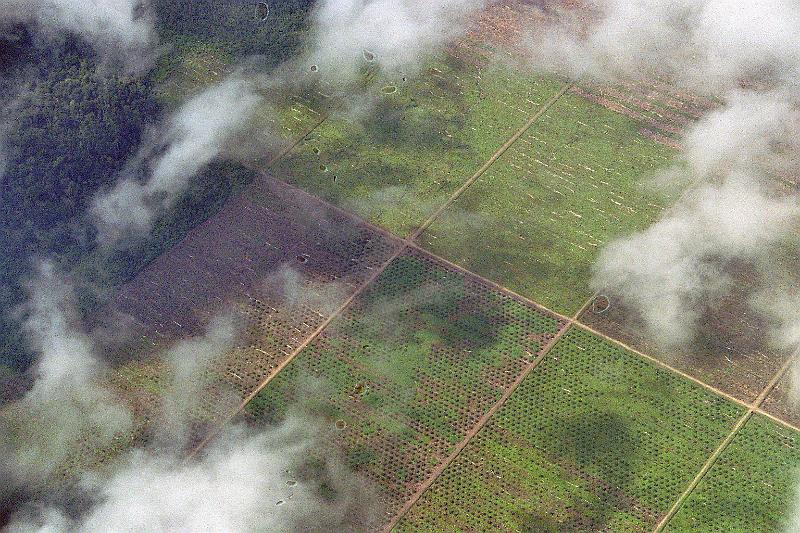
[105,172,399,451]
[8,2,800,530]
[579,279,790,405]
[418,92,677,316]
[665,414,800,532]
[108,16,800,532]
[571,79,719,148]
[244,250,567,524]
[763,371,800,430]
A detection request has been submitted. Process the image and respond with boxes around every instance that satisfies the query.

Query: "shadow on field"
[525,411,645,531]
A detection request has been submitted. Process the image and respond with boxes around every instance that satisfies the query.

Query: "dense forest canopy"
[0,35,161,370]
[154,0,316,66]
[0,1,318,372]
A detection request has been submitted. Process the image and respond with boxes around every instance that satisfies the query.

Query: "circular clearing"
[362,49,376,62]
[334,419,347,431]
[310,64,318,72]
[592,295,611,314]
[296,255,308,264]
[256,2,269,21]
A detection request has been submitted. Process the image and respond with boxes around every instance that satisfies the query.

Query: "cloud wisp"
[526,0,800,92]
[9,418,370,533]
[519,0,800,352]
[2,0,157,70]
[0,262,132,488]
[305,0,490,82]
[91,76,262,247]
[2,263,376,532]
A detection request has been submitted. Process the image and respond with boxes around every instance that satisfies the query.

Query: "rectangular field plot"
[396,328,743,532]
[579,282,791,404]
[762,370,800,430]
[268,43,567,237]
[665,414,800,532]
[244,250,567,522]
[107,172,399,446]
[418,92,678,315]
[571,79,719,148]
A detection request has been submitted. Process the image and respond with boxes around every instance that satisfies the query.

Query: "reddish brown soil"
[463,0,718,146]
[570,82,718,147]
[761,371,800,429]
[103,172,400,447]
[0,373,30,406]
[465,0,595,56]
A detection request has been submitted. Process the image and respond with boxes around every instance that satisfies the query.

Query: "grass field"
[396,328,743,531]
[268,45,567,236]
[153,41,234,106]
[666,414,800,532]
[418,91,678,316]
[245,250,567,520]
[248,89,327,163]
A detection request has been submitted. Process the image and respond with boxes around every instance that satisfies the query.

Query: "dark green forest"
[0,1,317,372]
[154,0,315,67]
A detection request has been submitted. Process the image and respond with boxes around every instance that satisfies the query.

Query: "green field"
[152,41,234,106]
[418,92,678,315]
[269,47,567,236]
[396,328,743,531]
[245,251,566,514]
[666,414,800,532]
[10,1,800,530]
[152,43,328,164]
